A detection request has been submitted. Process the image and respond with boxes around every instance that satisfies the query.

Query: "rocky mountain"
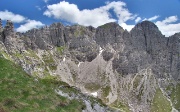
[0,18,180,112]
[0,55,117,112]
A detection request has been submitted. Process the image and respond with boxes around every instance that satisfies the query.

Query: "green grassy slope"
[171,84,180,111]
[150,89,172,112]
[0,55,85,112]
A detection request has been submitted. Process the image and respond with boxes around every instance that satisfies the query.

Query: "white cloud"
[16,20,44,32]
[155,16,180,36]
[135,17,141,23]
[0,10,44,32]
[120,23,134,31]
[44,1,135,27]
[159,16,178,24]
[104,1,136,24]
[36,6,42,11]
[0,10,26,23]
[148,15,160,21]
[143,15,160,21]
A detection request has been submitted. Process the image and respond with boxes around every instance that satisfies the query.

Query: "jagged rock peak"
[133,21,159,31]
[0,18,2,25]
[4,20,14,32]
[95,22,125,46]
[49,22,64,28]
[131,20,163,39]
[98,22,122,29]
[172,32,180,38]
[0,18,2,31]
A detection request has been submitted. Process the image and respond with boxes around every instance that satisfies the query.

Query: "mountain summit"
[0,19,180,112]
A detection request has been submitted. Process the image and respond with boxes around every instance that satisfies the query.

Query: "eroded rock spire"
[5,20,14,31]
[0,18,2,32]
[3,20,14,36]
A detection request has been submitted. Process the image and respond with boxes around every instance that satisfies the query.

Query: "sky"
[0,0,180,36]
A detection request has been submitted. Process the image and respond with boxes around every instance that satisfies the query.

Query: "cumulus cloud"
[158,16,177,24]
[16,20,44,32]
[0,10,44,32]
[44,1,135,27]
[135,17,141,23]
[155,16,180,36]
[0,10,26,23]
[104,1,136,24]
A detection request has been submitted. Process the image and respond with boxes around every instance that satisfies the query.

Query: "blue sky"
[0,0,180,36]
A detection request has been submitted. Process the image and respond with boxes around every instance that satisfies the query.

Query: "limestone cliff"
[0,19,180,112]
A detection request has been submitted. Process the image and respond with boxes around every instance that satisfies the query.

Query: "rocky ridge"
[0,19,180,112]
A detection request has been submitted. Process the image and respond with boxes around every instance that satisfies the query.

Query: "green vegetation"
[26,49,39,59]
[42,52,55,64]
[132,75,145,102]
[110,100,130,112]
[14,52,23,58]
[56,46,64,55]
[170,84,180,111]
[74,26,85,37]
[101,86,111,97]
[100,24,110,29]
[133,75,143,89]
[101,86,111,103]
[42,52,57,71]
[0,51,12,61]
[136,85,144,101]
[88,95,106,107]
[0,56,85,112]
[150,89,172,112]
[84,83,101,92]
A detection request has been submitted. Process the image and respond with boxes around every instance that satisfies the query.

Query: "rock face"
[25,23,65,49]
[95,22,124,46]
[0,19,4,42]
[131,21,180,80]
[0,19,180,112]
[0,19,2,31]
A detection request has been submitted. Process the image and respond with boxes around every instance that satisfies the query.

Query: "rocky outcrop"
[167,33,180,80]
[64,25,98,62]
[1,20,16,51]
[95,22,124,46]
[4,20,14,35]
[0,19,3,42]
[130,21,180,80]
[25,23,65,49]
[0,19,2,32]
[0,19,180,112]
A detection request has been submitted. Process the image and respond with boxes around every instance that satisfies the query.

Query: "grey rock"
[2,20,16,51]
[95,22,124,46]
[102,50,113,61]
[24,24,99,62]
[0,19,3,42]
[3,20,14,36]
[0,18,2,32]
[24,23,65,49]
[130,21,165,54]
[0,19,180,112]
[130,21,180,80]
[63,25,98,62]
